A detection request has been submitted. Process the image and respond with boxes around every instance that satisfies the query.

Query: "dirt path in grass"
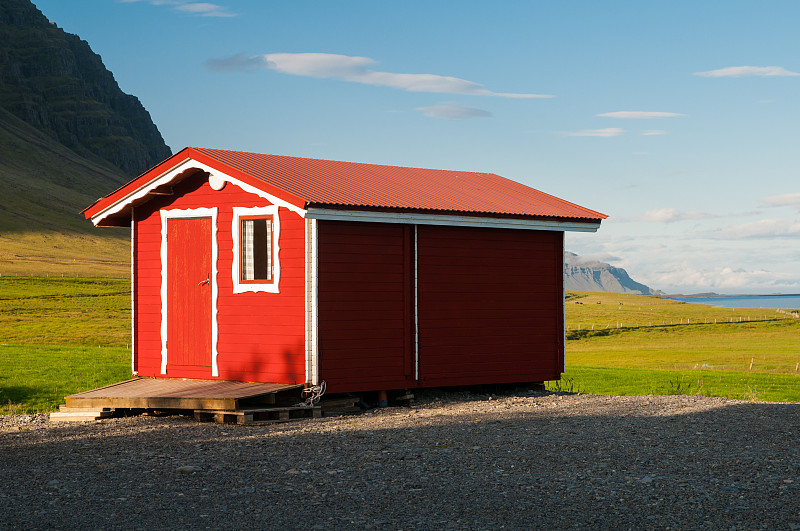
[2,392,799,530]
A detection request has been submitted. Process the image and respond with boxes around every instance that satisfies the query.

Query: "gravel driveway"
[2,391,799,530]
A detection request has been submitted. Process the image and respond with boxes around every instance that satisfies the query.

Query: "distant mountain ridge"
[564,252,663,295]
[0,0,171,177]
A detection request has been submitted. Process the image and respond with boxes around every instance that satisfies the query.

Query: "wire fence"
[566,310,799,332]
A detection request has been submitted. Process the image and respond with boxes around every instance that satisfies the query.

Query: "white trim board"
[90,159,305,226]
[130,209,137,376]
[304,218,319,385]
[159,207,220,377]
[304,207,601,233]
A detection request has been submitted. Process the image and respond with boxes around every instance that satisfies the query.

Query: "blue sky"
[34,0,800,294]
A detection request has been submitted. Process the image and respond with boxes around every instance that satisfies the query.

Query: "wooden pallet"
[193,405,322,425]
[50,406,115,422]
[319,396,361,416]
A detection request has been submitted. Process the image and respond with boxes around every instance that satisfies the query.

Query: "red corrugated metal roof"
[190,147,607,221]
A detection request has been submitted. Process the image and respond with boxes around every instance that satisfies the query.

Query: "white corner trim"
[304,207,602,233]
[304,218,319,385]
[90,158,305,226]
[131,208,137,376]
[231,205,281,294]
[414,224,419,381]
[560,231,566,372]
[159,207,219,376]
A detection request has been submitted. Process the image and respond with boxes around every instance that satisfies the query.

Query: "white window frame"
[232,205,281,294]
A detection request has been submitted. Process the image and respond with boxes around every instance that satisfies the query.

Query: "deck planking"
[65,378,304,410]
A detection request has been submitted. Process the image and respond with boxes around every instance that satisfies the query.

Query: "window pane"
[241,219,254,280]
[241,217,272,281]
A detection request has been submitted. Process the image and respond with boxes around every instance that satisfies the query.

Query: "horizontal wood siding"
[417,225,563,387]
[317,221,413,393]
[133,171,306,383]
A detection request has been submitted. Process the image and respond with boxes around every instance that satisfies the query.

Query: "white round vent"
[208,173,226,191]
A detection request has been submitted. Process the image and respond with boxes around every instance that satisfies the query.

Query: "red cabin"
[84,147,606,394]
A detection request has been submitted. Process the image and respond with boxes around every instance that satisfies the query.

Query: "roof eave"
[83,148,310,227]
[305,205,604,232]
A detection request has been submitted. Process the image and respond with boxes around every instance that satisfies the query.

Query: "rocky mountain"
[0,0,173,276]
[0,0,171,177]
[564,252,663,295]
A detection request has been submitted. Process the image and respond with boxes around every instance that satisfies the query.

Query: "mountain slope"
[0,0,174,276]
[0,106,127,233]
[0,106,130,276]
[0,0,171,177]
[564,252,662,295]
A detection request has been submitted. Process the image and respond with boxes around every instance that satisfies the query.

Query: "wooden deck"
[64,378,305,411]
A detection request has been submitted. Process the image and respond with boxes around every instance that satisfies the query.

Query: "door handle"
[198,278,210,286]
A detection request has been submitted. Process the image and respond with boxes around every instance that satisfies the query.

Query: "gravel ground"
[2,391,799,530]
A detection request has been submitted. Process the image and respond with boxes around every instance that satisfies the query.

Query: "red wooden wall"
[317,221,564,393]
[316,221,415,392]
[133,172,306,383]
[417,225,564,387]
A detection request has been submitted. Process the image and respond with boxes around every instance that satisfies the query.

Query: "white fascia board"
[304,207,601,233]
[90,159,306,226]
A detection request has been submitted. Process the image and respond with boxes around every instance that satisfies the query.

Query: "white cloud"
[630,208,715,223]
[120,0,236,17]
[566,128,624,137]
[568,221,800,294]
[650,265,800,293]
[701,218,800,240]
[761,192,800,210]
[175,2,235,16]
[641,130,667,136]
[694,66,800,77]
[206,53,552,99]
[417,104,491,119]
[597,111,685,119]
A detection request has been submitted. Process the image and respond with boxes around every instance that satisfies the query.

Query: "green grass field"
[1,279,799,414]
[0,277,131,413]
[551,291,800,402]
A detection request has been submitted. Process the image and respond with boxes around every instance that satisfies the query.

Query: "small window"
[232,206,280,294]
[240,216,273,282]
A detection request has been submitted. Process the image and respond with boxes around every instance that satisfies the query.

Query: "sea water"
[668,294,800,309]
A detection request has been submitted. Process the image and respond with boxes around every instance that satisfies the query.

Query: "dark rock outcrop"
[0,0,171,177]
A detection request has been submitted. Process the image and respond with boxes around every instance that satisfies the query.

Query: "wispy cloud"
[641,130,667,136]
[597,111,685,119]
[630,208,715,223]
[761,192,800,210]
[120,0,236,17]
[694,66,800,77]
[650,265,800,292]
[566,128,624,137]
[417,104,491,119]
[700,218,800,240]
[175,2,235,16]
[205,53,263,71]
[205,53,553,99]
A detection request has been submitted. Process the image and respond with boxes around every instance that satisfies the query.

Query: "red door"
[166,217,213,375]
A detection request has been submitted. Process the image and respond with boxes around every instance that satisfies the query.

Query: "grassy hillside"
[559,291,800,402]
[0,106,129,277]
